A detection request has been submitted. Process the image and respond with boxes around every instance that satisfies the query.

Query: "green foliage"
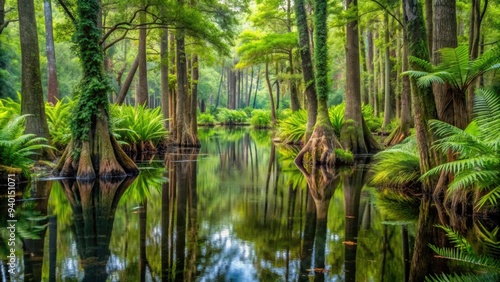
[0,92,21,116]
[0,115,53,177]
[425,225,500,282]
[250,109,271,128]
[198,113,216,126]
[371,136,420,189]
[45,98,75,149]
[215,108,248,125]
[329,103,344,136]
[362,104,382,132]
[110,105,168,147]
[405,45,500,94]
[277,109,307,143]
[421,88,500,209]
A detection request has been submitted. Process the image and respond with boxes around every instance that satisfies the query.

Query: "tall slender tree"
[18,0,55,160]
[295,0,317,140]
[340,0,380,154]
[44,0,59,104]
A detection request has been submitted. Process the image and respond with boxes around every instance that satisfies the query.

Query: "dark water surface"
[1,127,410,281]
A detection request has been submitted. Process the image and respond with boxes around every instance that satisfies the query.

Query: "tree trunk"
[116,55,139,105]
[385,30,413,146]
[295,0,317,140]
[190,54,199,139]
[366,29,375,111]
[44,0,59,104]
[433,0,462,127]
[215,63,224,108]
[136,2,148,106]
[265,61,277,123]
[18,0,55,160]
[341,0,379,154]
[253,70,260,108]
[246,66,254,107]
[425,0,433,55]
[175,25,199,147]
[54,0,138,179]
[160,27,169,129]
[382,11,392,129]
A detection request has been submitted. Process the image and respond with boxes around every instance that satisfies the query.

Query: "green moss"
[335,148,354,164]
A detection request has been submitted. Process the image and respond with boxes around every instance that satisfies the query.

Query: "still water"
[1,127,409,281]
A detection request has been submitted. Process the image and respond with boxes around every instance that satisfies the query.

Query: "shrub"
[329,103,344,137]
[197,113,216,126]
[277,109,307,143]
[45,98,74,149]
[362,104,382,132]
[216,108,248,125]
[111,105,168,151]
[250,109,271,128]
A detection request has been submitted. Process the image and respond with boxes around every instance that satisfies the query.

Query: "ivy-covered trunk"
[54,0,138,179]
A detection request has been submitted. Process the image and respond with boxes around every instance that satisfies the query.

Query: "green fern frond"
[426,272,500,282]
[429,245,500,270]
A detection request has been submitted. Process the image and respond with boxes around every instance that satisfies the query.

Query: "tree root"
[294,125,342,167]
[384,124,411,147]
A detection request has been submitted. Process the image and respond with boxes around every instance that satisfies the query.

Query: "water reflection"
[2,127,413,281]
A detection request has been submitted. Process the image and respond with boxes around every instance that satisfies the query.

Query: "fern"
[0,115,52,177]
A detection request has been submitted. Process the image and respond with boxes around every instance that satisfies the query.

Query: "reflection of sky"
[199,226,258,282]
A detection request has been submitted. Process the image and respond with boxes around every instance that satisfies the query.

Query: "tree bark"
[18,0,55,160]
[341,0,379,154]
[44,0,59,104]
[136,1,148,106]
[433,0,462,128]
[382,12,392,129]
[295,0,317,140]
[265,61,277,123]
[116,55,139,105]
[160,27,169,129]
[175,23,199,147]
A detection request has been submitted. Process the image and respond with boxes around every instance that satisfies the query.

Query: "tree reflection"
[59,177,135,282]
[296,164,339,281]
[163,148,199,281]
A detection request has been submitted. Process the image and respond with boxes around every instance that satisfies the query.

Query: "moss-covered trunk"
[54,0,138,179]
[294,0,317,140]
[295,0,342,167]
